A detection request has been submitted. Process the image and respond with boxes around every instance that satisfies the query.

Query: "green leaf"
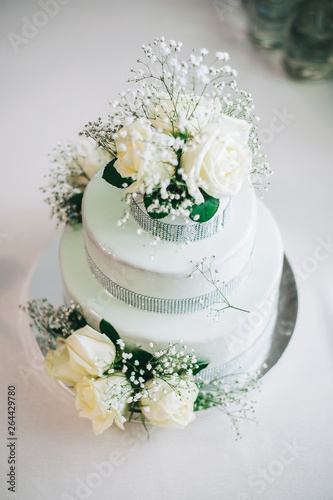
[174,128,189,142]
[131,348,155,381]
[102,159,133,189]
[67,307,87,332]
[68,191,83,209]
[190,191,219,223]
[66,192,83,224]
[193,360,210,376]
[143,194,168,219]
[99,319,120,344]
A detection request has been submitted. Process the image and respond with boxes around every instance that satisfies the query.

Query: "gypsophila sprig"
[42,139,111,226]
[189,256,250,320]
[23,299,86,347]
[80,38,271,225]
[195,371,261,439]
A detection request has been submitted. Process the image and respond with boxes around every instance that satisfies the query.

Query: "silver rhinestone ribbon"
[86,247,252,314]
[130,198,231,243]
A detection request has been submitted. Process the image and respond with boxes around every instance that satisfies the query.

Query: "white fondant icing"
[82,173,257,299]
[60,200,283,368]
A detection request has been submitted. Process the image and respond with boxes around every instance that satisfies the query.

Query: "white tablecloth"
[1,1,333,499]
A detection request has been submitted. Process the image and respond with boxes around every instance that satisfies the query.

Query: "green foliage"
[190,191,219,223]
[130,348,155,382]
[24,299,87,343]
[100,319,120,343]
[100,319,123,362]
[192,360,210,376]
[102,159,133,188]
[143,193,168,219]
[66,192,83,224]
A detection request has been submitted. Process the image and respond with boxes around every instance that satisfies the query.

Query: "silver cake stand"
[28,237,298,413]
[258,254,298,377]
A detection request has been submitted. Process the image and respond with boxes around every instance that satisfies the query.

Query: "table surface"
[1,1,333,499]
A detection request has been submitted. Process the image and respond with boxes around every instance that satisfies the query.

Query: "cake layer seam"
[85,244,252,314]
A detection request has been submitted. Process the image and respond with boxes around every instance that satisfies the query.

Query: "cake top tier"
[82,172,257,301]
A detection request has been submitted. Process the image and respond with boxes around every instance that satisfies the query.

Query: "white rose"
[67,142,111,189]
[114,120,152,178]
[181,115,252,204]
[65,173,90,190]
[44,325,116,386]
[75,373,132,435]
[140,378,199,429]
[114,120,176,194]
[78,146,112,179]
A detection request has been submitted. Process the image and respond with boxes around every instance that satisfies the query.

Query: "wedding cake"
[60,172,283,375]
[29,38,284,434]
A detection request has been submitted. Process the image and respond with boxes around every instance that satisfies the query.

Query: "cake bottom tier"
[59,200,284,373]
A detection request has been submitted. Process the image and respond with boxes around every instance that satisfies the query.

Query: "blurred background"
[1,0,332,251]
[1,1,333,499]
[245,0,333,80]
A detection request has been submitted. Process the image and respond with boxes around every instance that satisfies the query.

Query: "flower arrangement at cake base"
[25,300,261,437]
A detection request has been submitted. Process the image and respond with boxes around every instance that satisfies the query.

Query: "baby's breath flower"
[77,38,270,225]
[24,299,86,347]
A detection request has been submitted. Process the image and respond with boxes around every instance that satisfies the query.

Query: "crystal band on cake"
[130,198,231,243]
[85,246,252,314]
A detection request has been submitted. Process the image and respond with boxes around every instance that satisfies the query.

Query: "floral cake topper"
[33,39,268,436]
[43,37,271,226]
[25,299,260,436]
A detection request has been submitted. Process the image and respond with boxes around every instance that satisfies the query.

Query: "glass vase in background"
[283,0,333,80]
[248,0,300,50]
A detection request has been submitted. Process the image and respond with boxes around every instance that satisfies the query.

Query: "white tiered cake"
[34,39,286,433]
[59,171,283,376]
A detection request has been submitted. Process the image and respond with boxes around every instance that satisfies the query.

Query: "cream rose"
[140,378,199,429]
[75,373,132,435]
[67,143,111,189]
[114,120,176,194]
[181,115,252,204]
[44,325,116,386]
[114,120,152,178]
[78,146,112,179]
